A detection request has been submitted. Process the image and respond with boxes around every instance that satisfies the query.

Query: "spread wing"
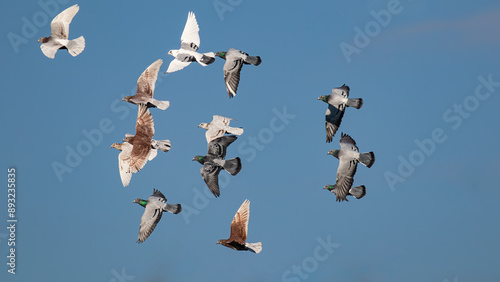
[223,58,243,98]
[129,105,154,173]
[325,104,344,142]
[207,135,237,159]
[180,11,200,51]
[165,57,192,73]
[205,126,226,143]
[227,199,250,244]
[137,204,163,243]
[40,41,63,59]
[118,143,133,187]
[339,133,358,152]
[201,163,222,197]
[50,4,79,39]
[212,115,233,127]
[136,59,163,98]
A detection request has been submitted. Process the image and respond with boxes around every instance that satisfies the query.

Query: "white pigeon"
[198,115,244,143]
[165,12,215,73]
[37,4,85,58]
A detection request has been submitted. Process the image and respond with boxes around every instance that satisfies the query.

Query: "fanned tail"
[66,36,85,57]
[227,127,244,136]
[223,157,242,176]
[245,242,262,254]
[359,152,375,168]
[346,98,363,109]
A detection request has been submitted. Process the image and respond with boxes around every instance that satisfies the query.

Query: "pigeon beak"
[192,157,197,161]
[317,97,321,100]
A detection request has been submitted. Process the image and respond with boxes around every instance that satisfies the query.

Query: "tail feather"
[359,152,375,168]
[349,185,366,199]
[346,98,363,109]
[245,56,261,66]
[152,139,171,152]
[66,36,85,57]
[245,242,262,254]
[223,157,242,176]
[198,52,215,66]
[227,127,244,136]
[165,203,182,214]
[151,99,170,110]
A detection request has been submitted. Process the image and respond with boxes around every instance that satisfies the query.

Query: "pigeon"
[133,189,182,243]
[323,184,366,200]
[122,59,170,110]
[215,48,261,98]
[192,135,242,197]
[165,12,215,73]
[37,4,85,58]
[327,133,374,202]
[198,115,244,143]
[217,199,262,253]
[317,84,363,142]
[111,105,168,187]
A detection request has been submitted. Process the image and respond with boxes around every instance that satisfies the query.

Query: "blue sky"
[1,0,500,281]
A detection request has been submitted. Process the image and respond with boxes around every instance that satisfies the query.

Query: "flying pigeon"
[327,133,374,202]
[111,105,169,187]
[217,199,262,253]
[192,135,242,197]
[133,189,182,243]
[198,115,244,143]
[215,48,261,98]
[37,4,85,58]
[323,184,366,200]
[318,84,363,142]
[122,59,170,110]
[165,12,215,73]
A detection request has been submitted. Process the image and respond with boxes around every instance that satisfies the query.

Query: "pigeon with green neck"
[215,48,261,98]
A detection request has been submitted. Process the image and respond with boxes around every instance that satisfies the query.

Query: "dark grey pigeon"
[318,84,363,142]
[37,4,85,58]
[165,12,215,73]
[193,135,242,197]
[215,48,261,98]
[327,133,374,202]
[133,189,181,243]
[323,184,366,200]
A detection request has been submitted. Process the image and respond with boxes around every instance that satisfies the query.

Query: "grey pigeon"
[122,59,170,110]
[192,135,242,197]
[198,115,244,143]
[165,12,215,73]
[327,133,374,202]
[111,105,170,187]
[217,199,262,253]
[215,48,261,98]
[323,184,366,200]
[318,84,363,142]
[133,189,182,243]
[38,4,85,58]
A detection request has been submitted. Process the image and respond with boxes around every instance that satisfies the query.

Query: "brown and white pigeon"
[122,59,170,110]
[217,199,262,253]
[327,133,374,202]
[133,189,181,243]
[215,48,261,98]
[318,84,363,142]
[198,115,243,143]
[37,4,85,58]
[165,12,215,73]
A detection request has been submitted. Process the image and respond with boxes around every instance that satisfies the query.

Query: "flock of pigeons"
[38,4,376,251]
[318,85,376,201]
[38,4,262,252]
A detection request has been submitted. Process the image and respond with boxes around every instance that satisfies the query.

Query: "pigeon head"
[215,51,226,59]
[317,95,328,103]
[167,50,178,57]
[110,143,123,151]
[37,37,49,43]
[122,96,132,102]
[216,239,226,245]
[323,185,334,191]
[192,155,205,164]
[198,123,210,129]
[133,198,147,207]
[327,149,339,158]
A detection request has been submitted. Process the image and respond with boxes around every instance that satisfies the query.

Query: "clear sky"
[1,0,500,281]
